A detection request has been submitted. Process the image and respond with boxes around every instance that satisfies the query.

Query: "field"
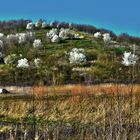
[0,20,140,139]
[0,84,140,139]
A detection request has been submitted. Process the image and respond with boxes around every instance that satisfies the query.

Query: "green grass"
[1,28,140,85]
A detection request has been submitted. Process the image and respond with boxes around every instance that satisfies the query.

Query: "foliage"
[0,19,140,85]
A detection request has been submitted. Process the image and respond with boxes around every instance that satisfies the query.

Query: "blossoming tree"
[122,52,138,66]
[33,39,43,48]
[17,58,29,68]
[69,48,86,64]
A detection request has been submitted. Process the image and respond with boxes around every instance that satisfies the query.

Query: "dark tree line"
[117,33,140,45]
[47,20,140,45]
[0,19,31,34]
[0,19,140,45]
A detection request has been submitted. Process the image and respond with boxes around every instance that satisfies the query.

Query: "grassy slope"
[1,26,140,85]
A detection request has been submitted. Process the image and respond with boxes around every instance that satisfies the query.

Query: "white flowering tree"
[17,32,34,44]
[7,34,19,43]
[69,48,86,64]
[42,21,47,28]
[46,28,84,43]
[74,34,80,39]
[51,35,60,43]
[4,54,18,66]
[33,39,43,48]
[26,22,34,30]
[34,58,41,68]
[18,33,27,44]
[103,33,111,42]
[94,32,102,38]
[122,52,138,66]
[73,33,84,39]
[46,28,58,39]
[17,58,29,68]
[59,28,70,39]
[35,20,43,28]
[121,47,139,96]
[17,33,29,44]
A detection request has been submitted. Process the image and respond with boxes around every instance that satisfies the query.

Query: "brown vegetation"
[0,87,140,139]
[3,84,140,96]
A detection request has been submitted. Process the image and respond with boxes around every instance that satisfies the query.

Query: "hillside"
[0,19,140,85]
[0,19,140,140]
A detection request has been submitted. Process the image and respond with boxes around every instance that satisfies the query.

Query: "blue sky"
[0,0,140,36]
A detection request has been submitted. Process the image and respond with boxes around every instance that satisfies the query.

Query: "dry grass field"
[2,84,140,95]
[0,84,140,139]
